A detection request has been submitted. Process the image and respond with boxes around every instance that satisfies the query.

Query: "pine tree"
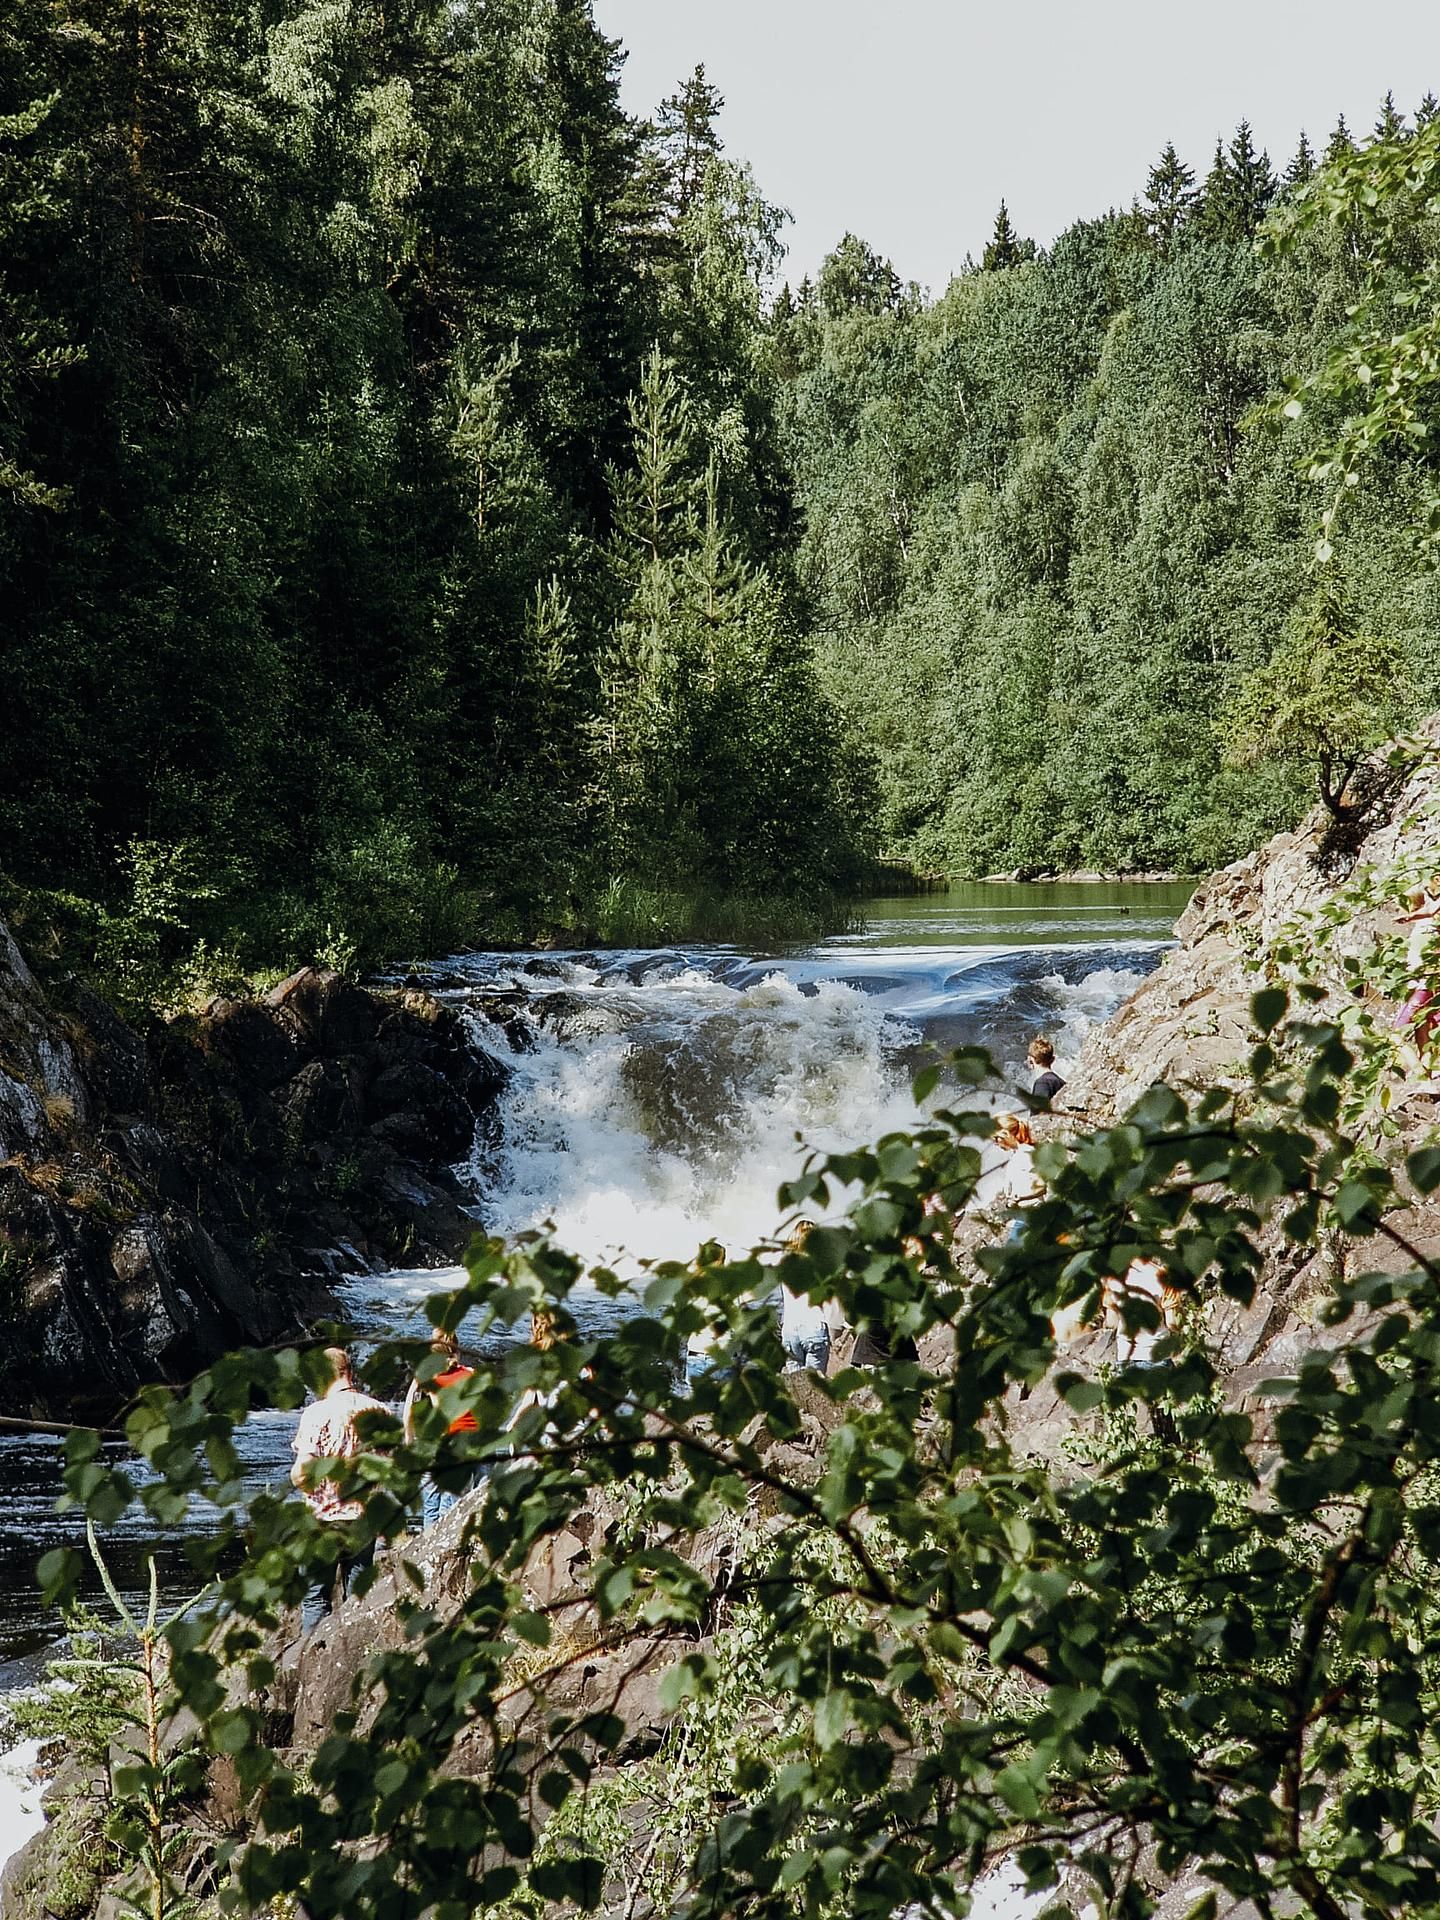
[1143,141,1197,248]
[982,200,1035,271]
[1284,130,1315,192]
[1418,93,1440,131]
[1326,115,1356,164]
[655,63,724,223]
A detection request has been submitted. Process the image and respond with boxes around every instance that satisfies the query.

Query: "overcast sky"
[592,0,1440,294]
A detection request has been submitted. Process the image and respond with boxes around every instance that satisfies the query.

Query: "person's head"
[1028,1036,1055,1069]
[784,1220,815,1255]
[322,1345,354,1390]
[994,1113,1033,1151]
[431,1329,460,1363]
[530,1309,559,1352]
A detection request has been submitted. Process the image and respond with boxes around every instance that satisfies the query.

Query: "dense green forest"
[2,0,1437,989]
[0,0,861,993]
[779,106,1440,877]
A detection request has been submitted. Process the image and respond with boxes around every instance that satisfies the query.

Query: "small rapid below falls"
[0,881,1189,1684]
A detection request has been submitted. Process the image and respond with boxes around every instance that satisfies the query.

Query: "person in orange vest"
[403,1329,480,1528]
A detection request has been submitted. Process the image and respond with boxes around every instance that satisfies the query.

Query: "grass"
[545,878,856,952]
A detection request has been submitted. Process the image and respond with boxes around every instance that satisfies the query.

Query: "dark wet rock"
[203,994,306,1089]
[367,1060,474,1159]
[0,921,509,1421]
[283,1057,364,1147]
[265,967,379,1057]
[530,989,645,1041]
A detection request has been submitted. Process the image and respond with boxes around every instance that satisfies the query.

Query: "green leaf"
[37,1547,80,1609]
[1251,986,1289,1034]
[1407,1146,1440,1194]
[994,1762,1042,1819]
[911,1063,940,1104]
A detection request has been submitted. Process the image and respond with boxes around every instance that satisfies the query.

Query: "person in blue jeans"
[781,1293,832,1373]
[402,1331,482,1528]
[780,1221,837,1373]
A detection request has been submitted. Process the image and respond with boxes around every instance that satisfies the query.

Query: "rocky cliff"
[0,930,506,1420]
[1054,718,1440,1395]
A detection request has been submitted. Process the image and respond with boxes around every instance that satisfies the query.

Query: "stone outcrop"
[1038,720,1440,1414]
[0,932,507,1421]
[1064,725,1440,1119]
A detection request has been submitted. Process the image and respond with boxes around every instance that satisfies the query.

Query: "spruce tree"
[817,234,902,315]
[981,200,1035,271]
[1143,140,1197,248]
[1326,114,1356,163]
[1195,138,1237,239]
[1196,123,1274,240]
[1375,90,1406,140]
[1284,130,1315,192]
[1418,92,1440,131]
[1227,119,1276,236]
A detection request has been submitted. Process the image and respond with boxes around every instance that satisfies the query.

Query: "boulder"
[203,995,306,1089]
[266,968,378,1056]
[0,915,508,1420]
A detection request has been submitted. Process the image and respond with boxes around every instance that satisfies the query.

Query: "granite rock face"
[0,935,507,1420]
[1065,724,1440,1119]
[1048,718,1440,1401]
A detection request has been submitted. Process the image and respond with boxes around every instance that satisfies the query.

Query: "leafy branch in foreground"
[37,1012,1440,1920]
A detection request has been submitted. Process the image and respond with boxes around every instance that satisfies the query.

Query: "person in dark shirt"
[1028,1035,1065,1102]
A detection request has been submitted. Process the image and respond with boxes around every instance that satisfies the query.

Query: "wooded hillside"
[4,2,1438,983]
[0,2,861,991]
[779,105,1440,877]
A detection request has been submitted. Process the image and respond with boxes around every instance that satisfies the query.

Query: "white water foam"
[0,1733,44,1874]
[464,967,922,1270]
[1039,964,1146,1071]
[440,951,1150,1276]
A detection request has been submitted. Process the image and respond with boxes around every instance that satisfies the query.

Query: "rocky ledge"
[1025,718,1440,1418]
[0,929,507,1421]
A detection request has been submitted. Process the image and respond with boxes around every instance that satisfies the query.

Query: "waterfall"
[418,939,1163,1273]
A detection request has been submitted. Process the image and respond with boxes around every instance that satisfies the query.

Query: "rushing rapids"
[0,883,1187,1683]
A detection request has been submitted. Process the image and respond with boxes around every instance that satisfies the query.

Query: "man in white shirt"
[291,1346,389,1609]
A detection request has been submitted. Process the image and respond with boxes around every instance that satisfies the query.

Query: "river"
[0,879,1189,1693]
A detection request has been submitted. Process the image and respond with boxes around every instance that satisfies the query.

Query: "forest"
[0,0,861,993]
[781,107,1440,878]
[1,0,1438,992]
